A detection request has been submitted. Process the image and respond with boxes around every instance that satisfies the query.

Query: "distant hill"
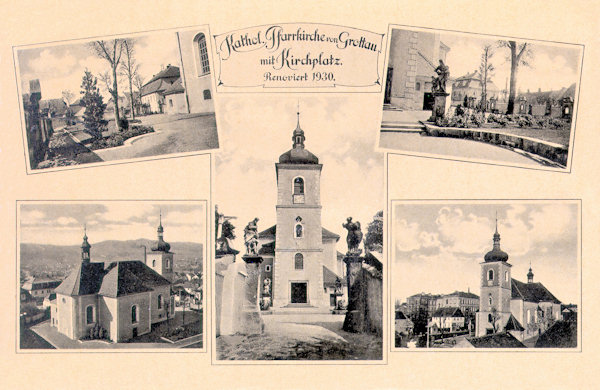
[20,239,203,270]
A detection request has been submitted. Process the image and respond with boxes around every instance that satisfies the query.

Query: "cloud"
[435,207,492,254]
[98,203,155,224]
[20,209,45,224]
[28,49,78,77]
[395,219,440,252]
[57,216,77,226]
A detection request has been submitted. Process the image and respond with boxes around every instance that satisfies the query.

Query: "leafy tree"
[365,210,383,252]
[410,306,429,335]
[490,307,502,333]
[497,40,533,114]
[478,45,495,112]
[90,39,125,131]
[80,70,107,139]
[120,39,139,119]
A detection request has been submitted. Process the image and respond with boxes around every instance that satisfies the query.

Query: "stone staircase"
[381,121,425,133]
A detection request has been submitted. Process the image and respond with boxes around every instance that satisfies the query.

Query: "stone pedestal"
[343,254,366,333]
[432,92,449,120]
[241,254,264,335]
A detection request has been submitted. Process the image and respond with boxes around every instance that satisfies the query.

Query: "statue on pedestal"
[343,217,363,255]
[244,218,260,256]
[432,60,450,94]
[215,205,238,256]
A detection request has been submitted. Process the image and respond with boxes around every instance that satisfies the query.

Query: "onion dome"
[81,229,91,251]
[278,111,319,164]
[527,267,534,283]
[484,220,509,262]
[152,211,171,252]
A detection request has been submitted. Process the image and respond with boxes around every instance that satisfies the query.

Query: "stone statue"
[215,205,236,241]
[343,217,363,255]
[244,218,260,256]
[432,59,450,93]
[262,277,271,296]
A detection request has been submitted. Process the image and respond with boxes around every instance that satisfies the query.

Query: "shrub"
[118,118,129,131]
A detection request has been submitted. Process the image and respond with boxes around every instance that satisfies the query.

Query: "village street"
[216,313,382,360]
[92,113,218,161]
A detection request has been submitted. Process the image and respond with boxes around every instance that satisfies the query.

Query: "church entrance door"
[290,282,308,304]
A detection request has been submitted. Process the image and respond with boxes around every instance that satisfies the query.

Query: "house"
[20,288,35,305]
[50,218,175,342]
[21,277,61,303]
[384,29,450,110]
[395,310,414,335]
[450,71,501,108]
[140,65,181,114]
[435,290,479,317]
[406,293,440,318]
[475,222,565,343]
[163,78,187,115]
[257,113,348,312]
[430,307,465,332]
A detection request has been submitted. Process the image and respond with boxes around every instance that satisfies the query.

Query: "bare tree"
[90,39,125,131]
[133,74,145,115]
[478,45,495,112]
[490,307,502,333]
[497,40,533,114]
[120,39,139,120]
[61,90,75,106]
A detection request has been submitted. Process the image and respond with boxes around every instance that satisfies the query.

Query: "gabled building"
[435,290,479,317]
[257,113,347,312]
[140,65,181,114]
[430,307,465,331]
[50,220,174,342]
[450,71,501,108]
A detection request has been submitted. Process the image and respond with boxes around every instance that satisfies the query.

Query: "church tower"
[81,226,91,264]
[527,264,534,283]
[475,218,513,336]
[145,211,174,282]
[272,111,327,310]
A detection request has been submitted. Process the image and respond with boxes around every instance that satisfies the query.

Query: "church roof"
[258,225,339,241]
[55,262,106,296]
[464,332,527,348]
[98,261,170,298]
[278,148,319,164]
[432,307,464,318]
[258,240,275,255]
[55,260,170,298]
[511,278,561,304]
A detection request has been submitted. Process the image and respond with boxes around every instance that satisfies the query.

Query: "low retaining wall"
[423,124,568,167]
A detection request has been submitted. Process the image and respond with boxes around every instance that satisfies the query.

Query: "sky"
[392,201,579,305]
[16,29,187,101]
[215,95,384,252]
[436,30,582,93]
[19,202,206,245]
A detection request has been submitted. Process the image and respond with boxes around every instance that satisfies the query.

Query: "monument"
[239,218,264,334]
[342,217,366,333]
[431,60,450,122]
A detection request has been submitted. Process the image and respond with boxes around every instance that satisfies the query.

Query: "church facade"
[257,115,347,312]
[50,217,174,342]
[475,223,562,341]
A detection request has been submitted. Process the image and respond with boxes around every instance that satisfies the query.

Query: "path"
[93,113,218,162]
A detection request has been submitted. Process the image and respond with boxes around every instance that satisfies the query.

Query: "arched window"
[131,305,138,324]
[293,177,305,204]
[488,294,493,306]
[294,253,304,270]
[488,313,493,323]
[194,33,210,76]
[488,269,494,281]
[86,305,94,324]
[295,223,304,238]
[152,259,156,267]
[158,295,163,309]
[504,271,509,282]
[166,259,170,268]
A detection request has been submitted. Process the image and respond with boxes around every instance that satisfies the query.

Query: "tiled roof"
[432,307,464,318]
[258,225,340,241]
[505,314,525,331]
[511,278,561,304]
[146,65,180,84]
[258,240,275,255]
[445,291,479,299]
[534,320,577,348]
[55,262,105,296]
[163,78,184,96]
[466,332,527,348]
[55,260,170,298]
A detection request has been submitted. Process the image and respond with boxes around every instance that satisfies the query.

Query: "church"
[475,221,562,341]
[50,215,174,342]
[257,114,348,312]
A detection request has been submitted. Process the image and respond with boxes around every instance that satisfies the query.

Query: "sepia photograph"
[391,200,580,349]
[15,26,218,172]
[380,26,583,171]
[212,95,384,361]
[17,200,206,351]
